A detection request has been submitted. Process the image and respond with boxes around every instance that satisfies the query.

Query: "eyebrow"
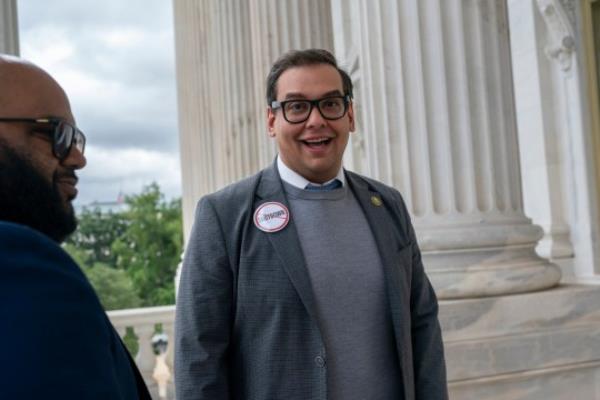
[283,89,343,100]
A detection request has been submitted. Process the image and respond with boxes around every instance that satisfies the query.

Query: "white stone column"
[0,0,19,55]
[174,0,334,241]
[248,0,334,167]
[508,0,600,278]
[173,0,258,239]
[340,0,561,298]
[331,0,367,175]
[508,0,575,263]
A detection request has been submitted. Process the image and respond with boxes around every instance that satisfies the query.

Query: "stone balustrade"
[108,305,176,399]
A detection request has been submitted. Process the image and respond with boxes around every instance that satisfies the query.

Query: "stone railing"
[108,305,176,399]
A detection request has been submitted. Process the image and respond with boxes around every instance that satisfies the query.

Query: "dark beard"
[0,145,77,243]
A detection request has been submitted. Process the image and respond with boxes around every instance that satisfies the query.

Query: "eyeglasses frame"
[0,117,86,160]
[270,94,352,124]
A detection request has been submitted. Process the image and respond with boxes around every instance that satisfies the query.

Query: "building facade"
[4,0,600,398]
[171,1,600,398]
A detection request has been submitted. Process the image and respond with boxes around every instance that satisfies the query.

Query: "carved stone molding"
[559,0,577,27]
[536,0,576,71]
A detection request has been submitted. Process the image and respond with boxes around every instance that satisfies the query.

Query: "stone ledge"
[446,323,600,380]
[440,283,600,398]
[449,360,600,400]
[439,283,600,341]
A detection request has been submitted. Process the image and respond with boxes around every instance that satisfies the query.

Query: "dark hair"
[266,48,353,105]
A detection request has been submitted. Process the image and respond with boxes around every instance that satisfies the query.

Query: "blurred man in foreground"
[0,54,150,399]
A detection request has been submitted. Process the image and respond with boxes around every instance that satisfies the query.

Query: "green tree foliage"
[64,183,182,309]
[63,242,89,268]
[66,208,128,267]
[83,263,142,311]
[112,183,183,306]
[63,243,142,311]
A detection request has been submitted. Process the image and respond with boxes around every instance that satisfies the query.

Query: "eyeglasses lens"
[73,131,85,153]
[284,102,310,122]
[318,97,345,119]
[53,121,73,159]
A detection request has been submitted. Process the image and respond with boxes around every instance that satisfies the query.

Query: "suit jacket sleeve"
[0,224,140,399]
[175,197,233,400]
[397,192,449,400]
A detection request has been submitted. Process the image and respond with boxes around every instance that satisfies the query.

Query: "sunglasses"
[0,117,86,160]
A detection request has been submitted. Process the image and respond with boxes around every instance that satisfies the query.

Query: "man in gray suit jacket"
[175,49,448,400]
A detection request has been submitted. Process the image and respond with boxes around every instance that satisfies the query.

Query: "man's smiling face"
[267,63,355,183]
[0,57,86,242]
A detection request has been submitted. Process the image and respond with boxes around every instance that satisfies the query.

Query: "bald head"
[0,54,85,243]
[0,55,74,124]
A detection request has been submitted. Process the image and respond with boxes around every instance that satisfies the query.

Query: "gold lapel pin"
[371,196,382,206]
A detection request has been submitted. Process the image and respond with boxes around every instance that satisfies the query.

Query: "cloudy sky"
[17,0,181,207]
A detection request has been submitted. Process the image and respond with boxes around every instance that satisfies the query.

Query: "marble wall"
[330,0,561,299]
[441,283,600,399]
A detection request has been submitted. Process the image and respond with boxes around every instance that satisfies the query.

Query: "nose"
[305,103,326,128]
[61,146,87,170]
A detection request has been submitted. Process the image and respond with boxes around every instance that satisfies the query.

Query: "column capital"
[536,0,576,71]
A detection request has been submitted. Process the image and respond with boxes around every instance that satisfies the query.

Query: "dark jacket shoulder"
[0,221,146,400]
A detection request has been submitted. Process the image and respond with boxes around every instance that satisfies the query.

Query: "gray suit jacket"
[175,163,447,400]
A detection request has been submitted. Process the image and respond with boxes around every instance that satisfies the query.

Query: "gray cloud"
[18,1,172,31]
[17,0,182,204]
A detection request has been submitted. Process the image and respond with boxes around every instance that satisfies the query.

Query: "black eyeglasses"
[271,95,351,124]
[0,117,86,160]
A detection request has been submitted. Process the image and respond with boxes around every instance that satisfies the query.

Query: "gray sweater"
[284,182,401,400]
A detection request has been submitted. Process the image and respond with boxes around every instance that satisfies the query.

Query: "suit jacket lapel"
[255,162,321,326]
[345,171,412,398]
[345,172,404,299]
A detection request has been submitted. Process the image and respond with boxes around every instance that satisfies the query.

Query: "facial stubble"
[0,144,77,243]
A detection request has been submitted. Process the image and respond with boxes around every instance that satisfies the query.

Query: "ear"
[267,107,277,138]
[348,101,356,132]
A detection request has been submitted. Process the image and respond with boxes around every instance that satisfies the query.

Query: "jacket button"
[314,355,325,367]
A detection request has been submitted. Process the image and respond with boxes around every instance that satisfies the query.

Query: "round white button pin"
[254,202,290,233]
